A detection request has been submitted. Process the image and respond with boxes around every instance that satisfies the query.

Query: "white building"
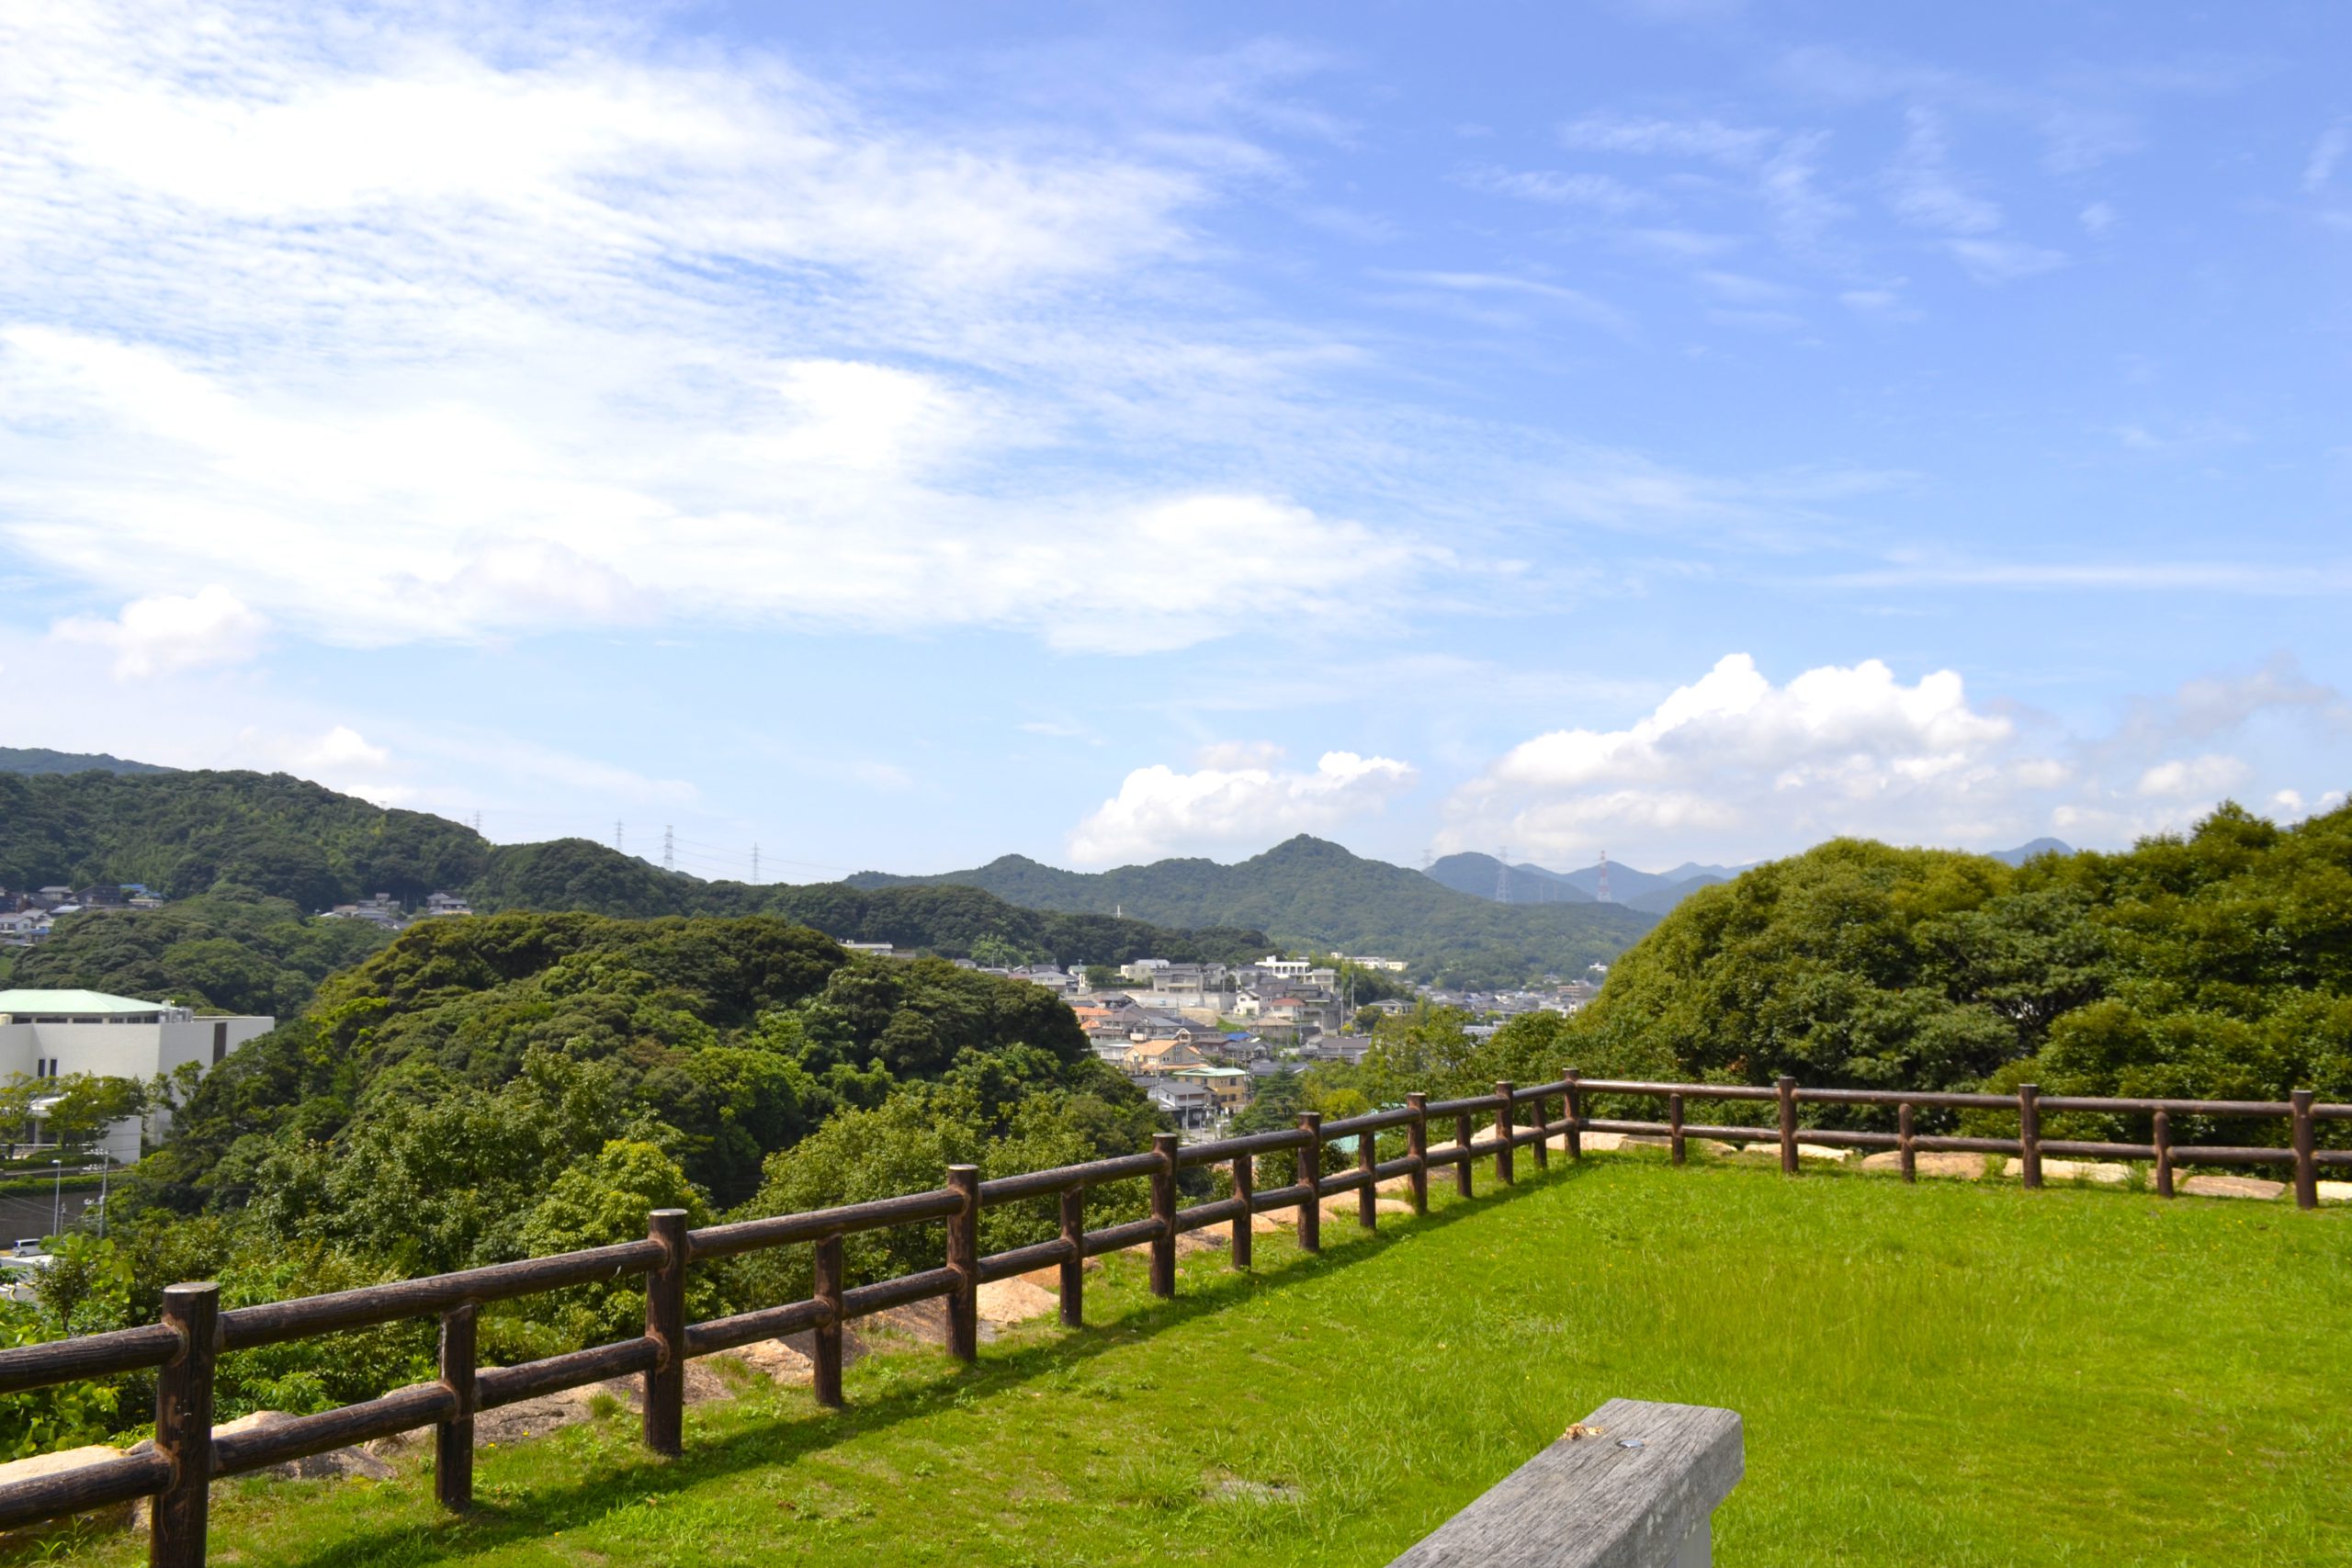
[0,990,275,1155]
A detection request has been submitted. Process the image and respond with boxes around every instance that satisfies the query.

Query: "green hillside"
[1566,802,2352,1116]
[0,768,486,906]
[0,772,1267,974]
[851,835,1657,985]
[4,889,392,1014]
[0,747,174,777]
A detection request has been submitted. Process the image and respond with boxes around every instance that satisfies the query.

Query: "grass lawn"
[15,1150,2349,1566]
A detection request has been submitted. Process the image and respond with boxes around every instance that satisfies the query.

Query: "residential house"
[1125,1038,1208,1076]
[1137,1076,1215,1131]
[424,892,475,918]
[1169,1065,1250,1114]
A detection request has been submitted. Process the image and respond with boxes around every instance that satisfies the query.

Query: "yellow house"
[1169,1065,1250,1112]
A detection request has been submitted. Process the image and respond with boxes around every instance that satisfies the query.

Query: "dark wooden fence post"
[2153,1110,2174,1198]
[2018,1084,2042,1190]
[1059,1185,1087,1323]
[1530,1089,1550,1171]
[947,1166,980,1359]
[1453,1107,1474,1198]
[436,1302,477,1512]
[1565,1071,1583,1160]
[153,1280,219,1568]
[1229,1153,1252,1269]
[1356,1123,1378,1230]
[1149,1134,1179,1298]
[1897,1102,1916,1184]
[643,1209,688,1456]
[1668,1092,1686,1167]
[1406,1092,1430,1215]
[2292,1089,2317,1211]
[1496,1086,1514,1184]
[813,1234,845,1405]
[1776,1077,1798,1175]
[1295,1112,1322,1254]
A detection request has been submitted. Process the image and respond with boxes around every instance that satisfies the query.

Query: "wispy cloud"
[1457,164,1661,213]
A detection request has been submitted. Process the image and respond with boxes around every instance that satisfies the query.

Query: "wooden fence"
[0,1075,2341,1562]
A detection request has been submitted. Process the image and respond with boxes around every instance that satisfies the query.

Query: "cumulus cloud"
[1443,653,2055,862]
[1069,750,1418,865]
[50,586,266,677]
[0,4,1451,657]
[1444,652,2352,864]
[2134,753,2251,799]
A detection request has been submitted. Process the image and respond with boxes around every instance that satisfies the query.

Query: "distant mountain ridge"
[1426,840,2075,916]
[848,835,1656,985]
[0,768,1264,972]
[0,746,174,776]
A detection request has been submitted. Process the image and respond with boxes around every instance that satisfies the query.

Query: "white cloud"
[1947,238,2067,283]
[300,725,390,771]
[1458,165,1661,213]
[0,4,1454,659]
[1069,750,1418,864]
[1443,653,2039,861]
[2134,753,2252,799]
[1558,113,1777,166]
[2306,124,2348,193]
[50,586,266,677]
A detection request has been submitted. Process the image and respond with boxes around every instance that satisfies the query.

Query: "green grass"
[17,1152,2350,1566]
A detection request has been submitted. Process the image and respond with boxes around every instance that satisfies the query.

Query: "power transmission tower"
[1494,845,1512,904]
[470,811,482,835]
[615,821,625,854]
[662,825,675,873]
[1595,850,1611,904]
[751,844,761,886]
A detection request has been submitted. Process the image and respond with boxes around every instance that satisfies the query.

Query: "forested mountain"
[0,769,487,906]
[0,747,174,776]
[0,771,1266,985]
[1563,805,2352,1123]
[851,835,1656,985]
[1424,852,1595,904]
[4,889,392,1014]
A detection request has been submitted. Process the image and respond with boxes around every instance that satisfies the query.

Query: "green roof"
[0,989,165,1014]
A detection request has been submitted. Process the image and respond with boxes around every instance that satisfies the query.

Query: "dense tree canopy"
[6,888,391,1014]
[1555,805,2352,1137]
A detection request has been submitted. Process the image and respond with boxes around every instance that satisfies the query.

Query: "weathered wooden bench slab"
[1385,1398,1742,1568]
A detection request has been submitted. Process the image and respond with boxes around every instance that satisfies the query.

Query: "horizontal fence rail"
[0,1075,2338,1560]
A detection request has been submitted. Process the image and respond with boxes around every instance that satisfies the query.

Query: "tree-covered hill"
[1561,803,2352,1123]
[850,835,1657,985]
[0,768,485,906]
[3,888,393,1014]
[0,747,174,776]
[0,771,1268,979]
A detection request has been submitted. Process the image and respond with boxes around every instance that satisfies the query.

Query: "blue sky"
[2,1,2348,880]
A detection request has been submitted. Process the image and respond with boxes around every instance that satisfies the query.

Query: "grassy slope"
[22,1154,2349,1567]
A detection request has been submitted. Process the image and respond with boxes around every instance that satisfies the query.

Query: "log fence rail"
[0,1075,2340,1562]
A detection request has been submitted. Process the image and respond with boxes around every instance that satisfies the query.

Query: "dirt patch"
[1859,1151,1988,1179]
[2178,1174,2286,1201]
[2003,1157,2131,1186]
[976,1277,1058,1325]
